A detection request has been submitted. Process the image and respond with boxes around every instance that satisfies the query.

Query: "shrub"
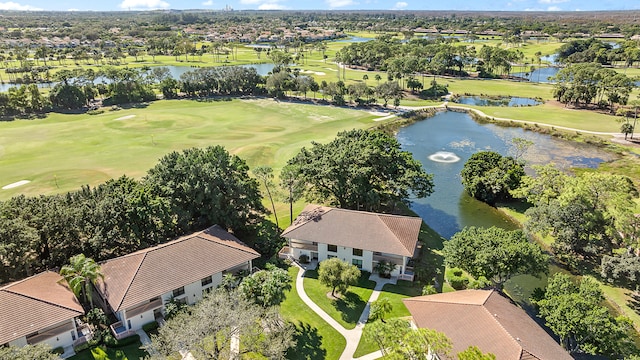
[142,321,159,334]
[74,342,90,353]
[52,347,64,355]
[86,308,108,328]
[448,275,469,290]
[105,334,140,348]
[87,109,104,115]
[452,268,463,277]
[422,284,438,295]
[468,276,492,289]
[299,254,310,264]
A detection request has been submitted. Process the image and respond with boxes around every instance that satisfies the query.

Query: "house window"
[352,248,363,257]
[328,255,337,259]
[352,259,363,269]
[201,275,213,286]
[327,244,337,252]
[173,286,185,297]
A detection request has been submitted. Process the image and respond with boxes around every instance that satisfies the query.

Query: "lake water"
[334,37,373,43]
[0,64,277,92]
[398,110,615,303]
[397,110,615,239]
[453,96,542,107]
[513,66,560,83]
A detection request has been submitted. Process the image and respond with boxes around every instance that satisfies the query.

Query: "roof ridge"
[200,233,259,255]
[0,270,53,290]
[114,252,148,312]
[376,214,409,254]
[3,288,83,315]
[481,291,524,354]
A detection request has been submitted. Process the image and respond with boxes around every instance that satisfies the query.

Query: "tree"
[318,258,361,297]
[239,264,292,307]
[253,166,279,231]
[442,226,548,288]
[287,129,433,211]
[511,163,568,205]
[365,319,452,359]
[369,298,393,322]
[460,151,525,205]
[0,344,61,360]
[621,122,634,140]
[146,289,295,359]
[49,83,86,109]
[279,164,304,224]
[601,253,640,290]
[144,146,266,235]
[534,274,633,357]
[60,254,103,308]
[457,346,496,360]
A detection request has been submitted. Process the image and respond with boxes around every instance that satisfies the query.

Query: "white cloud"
[539,0,568,3]
[202,0,213,5]
[547,5,561,10]
[118,0,170,10]
[67,8,80,11]
[0,2,43,10]
[325,0,356,8]
[392,1,407,10]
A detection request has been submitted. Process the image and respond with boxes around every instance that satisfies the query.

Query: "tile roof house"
[403,290,573,360]
[0,271,89,351]
[280,204,422,281]
[94,225,260,339]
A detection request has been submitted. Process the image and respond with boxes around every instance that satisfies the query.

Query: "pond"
[334,36,374,43]
[512,66,560,83]
[397,111,616,303]
[452,96,542,107]
[0,64,277,92]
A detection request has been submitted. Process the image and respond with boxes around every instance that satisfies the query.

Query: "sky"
[0,0,639,12]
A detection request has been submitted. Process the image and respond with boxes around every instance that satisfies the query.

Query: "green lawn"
[68,343,147,360]
[280,266,346,360]
[353,281,422,358]
[0,98,376,200]
[302,269,376,330]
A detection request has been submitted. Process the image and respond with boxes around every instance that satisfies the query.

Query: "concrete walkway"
[292,262,394,359]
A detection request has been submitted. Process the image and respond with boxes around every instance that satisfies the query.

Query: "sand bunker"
[2,180,30,190]
[114,115,136,121]
[301,70,327,76]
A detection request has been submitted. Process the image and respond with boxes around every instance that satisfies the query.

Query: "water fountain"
[428,151,461,163]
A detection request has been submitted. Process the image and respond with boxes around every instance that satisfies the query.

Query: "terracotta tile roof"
[95,225,259,312]
[0,271,84,345]
[281,204,422,257]
[403,290,573,360]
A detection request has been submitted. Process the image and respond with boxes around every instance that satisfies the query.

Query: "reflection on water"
[453,96,541,107]
[398,110,617,304]
[398,110,616,238]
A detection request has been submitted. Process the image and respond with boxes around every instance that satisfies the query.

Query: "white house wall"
[36,319,78,350]
[8,336,27,347]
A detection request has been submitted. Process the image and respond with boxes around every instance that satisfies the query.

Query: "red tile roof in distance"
[0,271,84,345]
[403,290,573,360]
[281,204,422,257]
[95,225,259,312]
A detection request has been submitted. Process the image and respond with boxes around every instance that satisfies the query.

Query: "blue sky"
[0,0,638,12]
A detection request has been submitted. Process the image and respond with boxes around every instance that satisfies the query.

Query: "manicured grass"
[280,266,346,360]
[68,343,147,360]
[302,269,376,330]
[0,98,376,200]
[353,281,421,358]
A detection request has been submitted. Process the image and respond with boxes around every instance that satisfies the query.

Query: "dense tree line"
[552,62,635,110]
[0,146,275,284]
[335,35,523,84]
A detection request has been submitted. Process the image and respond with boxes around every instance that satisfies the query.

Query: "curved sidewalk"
[292,262,392,360]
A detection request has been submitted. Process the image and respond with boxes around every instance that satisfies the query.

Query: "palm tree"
[369,298,393,322]
[60,254,103,308]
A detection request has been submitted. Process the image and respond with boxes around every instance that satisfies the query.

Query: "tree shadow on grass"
[333,292,364,324]
[286,322,326,360]
[627,292,640,315]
